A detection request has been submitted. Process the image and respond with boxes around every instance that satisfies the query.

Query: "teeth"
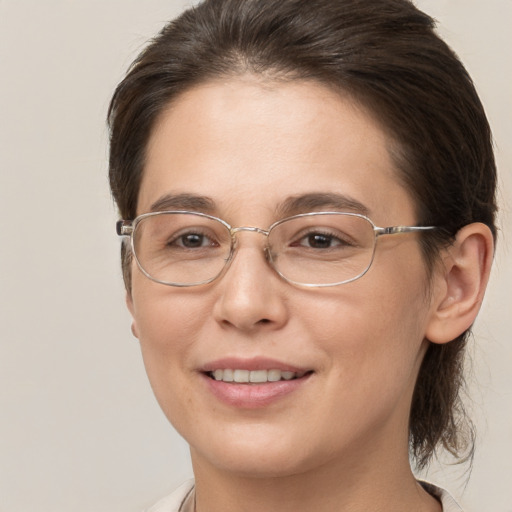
[233,369,249,383]
[210,369,304,383]
[267,369,281,382]
[249,370,267,383]
[222,368,234,382]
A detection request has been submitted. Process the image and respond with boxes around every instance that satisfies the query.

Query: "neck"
[190,439,441,512]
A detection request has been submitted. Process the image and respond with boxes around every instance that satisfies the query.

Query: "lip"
[200,357,313,409]
[201,357,308,373]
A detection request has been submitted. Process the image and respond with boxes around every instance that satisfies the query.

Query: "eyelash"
[290,229,354,249]
[167,230,218,249]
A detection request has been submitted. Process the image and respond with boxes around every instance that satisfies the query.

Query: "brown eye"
[306,233,337,249]
[167,231,218,250]
[291,231,348,250]
[179,233,207,248]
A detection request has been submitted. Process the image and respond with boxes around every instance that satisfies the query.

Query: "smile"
[201,358,314,407]
[208,369,308,383]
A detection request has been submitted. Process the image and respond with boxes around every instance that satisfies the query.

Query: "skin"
[126,76,466,512]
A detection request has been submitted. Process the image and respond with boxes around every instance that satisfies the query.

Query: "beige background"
[0,1,510,510]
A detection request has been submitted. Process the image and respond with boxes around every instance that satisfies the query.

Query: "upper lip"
[201,357,310,373]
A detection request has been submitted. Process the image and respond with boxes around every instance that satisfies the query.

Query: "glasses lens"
[268,213,376,285]
[133,212,232,285]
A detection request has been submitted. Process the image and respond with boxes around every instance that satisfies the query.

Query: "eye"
[292,230,350,249]
[168,230,218,249]
[303,232,341,249]
[178,233,211,248]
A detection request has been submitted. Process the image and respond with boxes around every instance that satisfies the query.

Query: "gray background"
[0,1,510,510]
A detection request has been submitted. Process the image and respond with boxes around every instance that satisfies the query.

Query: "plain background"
[0,1,510,511]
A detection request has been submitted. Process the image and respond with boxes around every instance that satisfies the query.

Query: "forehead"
[139,76,416,225]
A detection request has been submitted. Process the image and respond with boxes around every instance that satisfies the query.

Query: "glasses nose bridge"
[230,225,270,238]
[228,226,272,263]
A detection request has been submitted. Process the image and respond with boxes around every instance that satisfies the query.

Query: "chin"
[186,424,333,479]
[194,446,315,479]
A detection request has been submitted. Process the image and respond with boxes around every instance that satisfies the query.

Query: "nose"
[212,234,289,332]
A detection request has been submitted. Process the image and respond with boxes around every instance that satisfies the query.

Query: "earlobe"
[425,223,494,345]
[125,291,140,339]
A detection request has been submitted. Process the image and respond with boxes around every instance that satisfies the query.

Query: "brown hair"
[108,0,497,469]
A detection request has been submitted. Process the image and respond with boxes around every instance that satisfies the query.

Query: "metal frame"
[116,210,436,287]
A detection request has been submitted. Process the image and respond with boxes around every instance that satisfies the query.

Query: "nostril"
[257,319,271,325]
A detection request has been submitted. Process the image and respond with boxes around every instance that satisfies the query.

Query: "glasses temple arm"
[375,226,436,236]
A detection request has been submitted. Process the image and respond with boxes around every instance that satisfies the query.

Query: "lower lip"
[202,373,312,409]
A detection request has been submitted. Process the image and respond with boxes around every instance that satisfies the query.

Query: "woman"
[108,0,496,510]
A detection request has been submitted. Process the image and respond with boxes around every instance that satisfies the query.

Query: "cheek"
[298,254,430,388]
[130,283,213,416]
[136,293,206,345]
[301,272,428,345]
[131,268,213,344]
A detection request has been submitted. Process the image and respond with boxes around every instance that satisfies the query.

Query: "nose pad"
[263,245,276,269]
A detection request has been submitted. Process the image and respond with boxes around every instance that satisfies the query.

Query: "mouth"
[206,368,311,384]
[200,358,313,407]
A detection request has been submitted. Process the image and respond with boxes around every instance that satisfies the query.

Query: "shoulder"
[144,480,195,512]
[420,481,464,512]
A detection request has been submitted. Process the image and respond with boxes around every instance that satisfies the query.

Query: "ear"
[425,223,494,344]
[125,291,140,339]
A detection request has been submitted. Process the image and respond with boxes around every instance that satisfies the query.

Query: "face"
[128,77,437,479]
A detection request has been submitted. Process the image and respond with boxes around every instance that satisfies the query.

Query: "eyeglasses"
[116,211,435,287]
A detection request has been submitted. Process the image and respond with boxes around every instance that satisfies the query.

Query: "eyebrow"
[148,191,370,218]
[149,193,216,213]
[276,193,370,217]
